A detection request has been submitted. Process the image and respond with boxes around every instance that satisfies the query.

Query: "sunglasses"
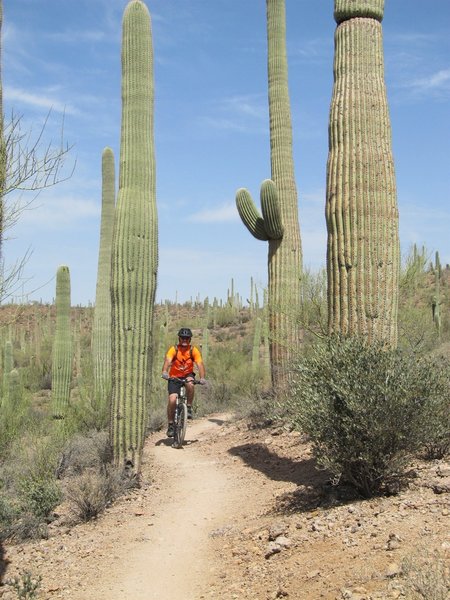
[179,336,191,341]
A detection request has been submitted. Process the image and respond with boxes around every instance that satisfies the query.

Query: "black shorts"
[168,373,195,395]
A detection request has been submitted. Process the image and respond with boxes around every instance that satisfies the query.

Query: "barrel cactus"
[325,0,400,346]
[236,0,302,392]
[51,265,73,419]
[92,147,115,416]
[110,0,158,473]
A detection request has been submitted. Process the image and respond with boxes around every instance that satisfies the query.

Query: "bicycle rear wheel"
[174,403,187,448]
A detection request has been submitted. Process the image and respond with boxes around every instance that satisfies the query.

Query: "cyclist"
[161,327,206,438]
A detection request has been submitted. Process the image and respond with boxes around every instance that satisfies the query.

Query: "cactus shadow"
[0,540,9,584]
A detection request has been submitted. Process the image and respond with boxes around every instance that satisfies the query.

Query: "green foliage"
[287,337,449,497]
[6,570,42,600]
[18,475,61,519]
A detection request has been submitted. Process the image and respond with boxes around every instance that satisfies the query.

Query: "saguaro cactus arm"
[260,179,283,239]
[236,188,269,241]
[236,179,283,242]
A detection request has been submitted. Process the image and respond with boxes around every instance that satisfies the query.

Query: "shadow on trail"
[154,437,200,447]
[228,442,357,513]
[0,540,9,584]
[208,417,227,426]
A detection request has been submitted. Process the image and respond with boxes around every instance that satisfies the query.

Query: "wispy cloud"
[4,86,79,116]
[408,68,450,96]
[201,94,268,134]
[46,30,106,44]
[187,203,238,224]
[18,194,99,229]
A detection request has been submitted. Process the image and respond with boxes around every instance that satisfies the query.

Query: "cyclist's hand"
[199,378,207,385]
[161,372,169,380]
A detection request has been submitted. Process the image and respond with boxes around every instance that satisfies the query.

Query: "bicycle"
[167,376,202,449]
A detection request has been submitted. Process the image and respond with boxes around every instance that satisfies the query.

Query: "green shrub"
[6,570,42,599]
[19,476,61,519]
[287,336,450,497]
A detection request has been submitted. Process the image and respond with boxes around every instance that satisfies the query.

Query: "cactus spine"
[51,265,73,419]
[110,0,158,473]
[236,0,302,392]
[325,0,400,346]
[92,147,115,414]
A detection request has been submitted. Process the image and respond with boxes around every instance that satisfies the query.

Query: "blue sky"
[3,0,450,306]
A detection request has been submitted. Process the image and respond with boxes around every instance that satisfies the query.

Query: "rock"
[274,536,292,549]
[265,542,281,559]
[268,521,288,541]
[307,569,320,579]
[385,562,401,578]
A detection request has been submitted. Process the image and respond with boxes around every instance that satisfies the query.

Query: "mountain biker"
[161,327,206,438]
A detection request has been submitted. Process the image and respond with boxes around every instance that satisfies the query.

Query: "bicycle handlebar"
[163,376,205,385]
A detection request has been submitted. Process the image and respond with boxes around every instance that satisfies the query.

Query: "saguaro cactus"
[92,147,115,415]
[110,0,158,473]
[325,0,400,346]
[431,251,442,340]
[0,1,5,258]
[51,265,73,419]
[236,0,302,392]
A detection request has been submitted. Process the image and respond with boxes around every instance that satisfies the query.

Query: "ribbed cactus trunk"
[110,0,158,474]
[267,0,302,385]
[325,0,400,346]
[236,0,302,393]
[0,1,5,260]
[2,339,13,404]
[92,147,115,414]
[51,265,73,419]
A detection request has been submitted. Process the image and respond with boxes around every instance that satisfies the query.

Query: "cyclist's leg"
[167,379,181,424]
[167,393,177,422]
[185,374,195,407]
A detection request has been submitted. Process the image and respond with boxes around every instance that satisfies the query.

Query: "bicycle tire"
[174,402,188,448]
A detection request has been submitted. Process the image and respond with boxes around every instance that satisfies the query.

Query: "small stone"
[307,569,320,579]
[265,542,281,559]
[268,522,288,541]
[385,562,401,578]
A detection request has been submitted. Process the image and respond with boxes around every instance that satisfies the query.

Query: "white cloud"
[18,194,99,228]
[187,203,238,223]
[4,86,79,116]
[46,30,106,43]
[409,69,450,94]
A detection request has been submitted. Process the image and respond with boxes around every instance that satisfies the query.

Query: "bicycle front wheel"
[174,403,188,448]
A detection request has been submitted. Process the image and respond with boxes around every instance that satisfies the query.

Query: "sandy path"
[76,414,242,600]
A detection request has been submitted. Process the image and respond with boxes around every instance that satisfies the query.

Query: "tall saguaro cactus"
[0,1,5,259]
[92,147,115,415]
[325,0,400,346]
[51,265,73,419]
[110,0,158,473]
[236,0,302,392]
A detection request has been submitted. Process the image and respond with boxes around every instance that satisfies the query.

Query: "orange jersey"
[166,344,203,378]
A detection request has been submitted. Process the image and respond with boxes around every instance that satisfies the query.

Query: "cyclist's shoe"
[187,406,194,420]
[166,423,175,438]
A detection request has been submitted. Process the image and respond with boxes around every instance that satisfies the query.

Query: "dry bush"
[65,467,135,522]
[397,549,449,600]
[56,430,112,478]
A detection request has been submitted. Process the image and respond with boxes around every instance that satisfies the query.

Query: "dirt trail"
[1,413,449,600]
[82,414,244,600]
